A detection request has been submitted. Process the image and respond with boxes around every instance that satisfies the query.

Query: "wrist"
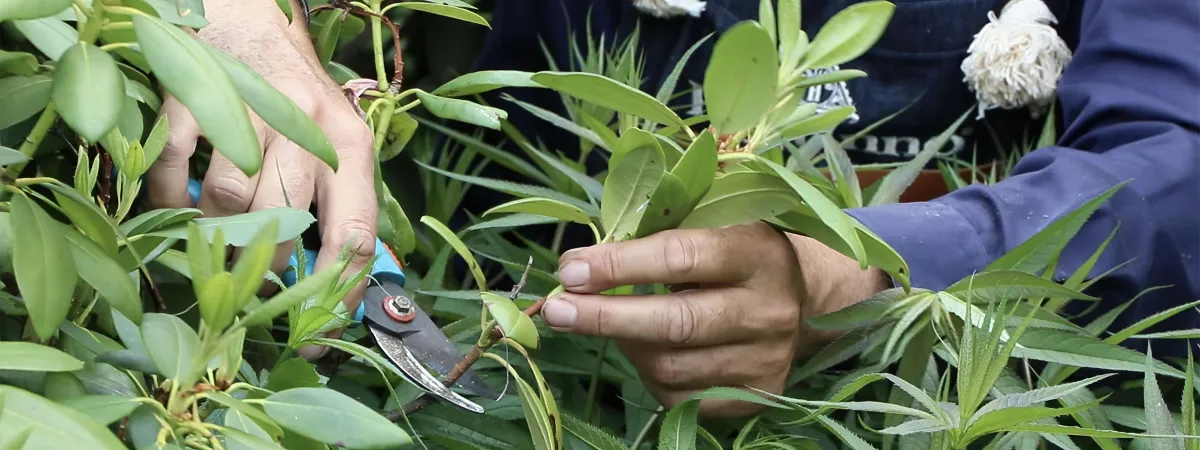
[198,0,311,52]
[787,233,891,354]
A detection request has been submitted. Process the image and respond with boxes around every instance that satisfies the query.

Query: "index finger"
[557,228,760,294]
[541,289,758,346]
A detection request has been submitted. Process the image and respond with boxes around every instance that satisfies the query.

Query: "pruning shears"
[186,179,494,413]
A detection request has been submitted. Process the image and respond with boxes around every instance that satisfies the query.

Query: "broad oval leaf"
[756,156,867,265]
[52,43,125,142]
[0,50,39,76]
[0,0,72,21]
[11,18,77,60]
[672,130,718,205]
[484,197,593,225]
[140,312,201,381]
[10,194,77,341]
[0,74,52,130]
[433,70,540,97]
[680,171,799,229]
[531,71,686,129]
[145,207,314,246]
[601,146,666,241]
[415,91,507,130]
[64,228,143,323]
[0,145,28,165]
[198,272,237,332]
[0,341,84,372]
[482,292,539,349]
[634,173,691,238]
[392,2,490,27]
[0,385,125,449]
[203,45,339,170]
[703,21,779,133]
[801,1,895,70]
[120,208,202,235]
[60,395,142,426]
[262,387,412,449]
[133,14,261,175]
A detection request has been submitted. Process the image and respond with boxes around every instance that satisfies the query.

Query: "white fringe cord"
[961,0,1072,119]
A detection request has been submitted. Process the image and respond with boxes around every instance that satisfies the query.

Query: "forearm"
[197,0,319,72]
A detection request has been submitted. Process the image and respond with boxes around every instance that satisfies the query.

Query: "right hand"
[147,0,378,358]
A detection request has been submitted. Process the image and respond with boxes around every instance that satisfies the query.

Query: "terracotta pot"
[852,163,994,204]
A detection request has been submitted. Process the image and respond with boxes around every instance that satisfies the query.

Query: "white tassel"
[961,0,1072,119]
[632,0,706,18]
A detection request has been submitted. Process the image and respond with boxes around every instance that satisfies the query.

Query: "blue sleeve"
[846,0,1200,344]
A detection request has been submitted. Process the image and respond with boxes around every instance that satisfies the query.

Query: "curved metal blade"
[363,283,497,399]
[369,325,484,414]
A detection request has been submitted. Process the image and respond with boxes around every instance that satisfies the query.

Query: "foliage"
[1,0,1197,449]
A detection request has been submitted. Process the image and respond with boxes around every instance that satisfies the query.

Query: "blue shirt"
[468,0,1200,356]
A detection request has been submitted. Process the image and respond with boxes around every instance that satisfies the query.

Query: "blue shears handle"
[187,178,405,323]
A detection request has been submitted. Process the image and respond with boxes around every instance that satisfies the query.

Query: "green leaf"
[204,391,284,440]
[703,21,779,133]
[51,44,124,141]
[489,356,555,450]
[11,18,77,60]
[0,50,38,76]
[658,399,701,450]
[203,45,339,170]
[146,208,314,246]
[0,342,84,372]
[821,133,862,208]
[0,0,71,21]
[0,145,29,165]
[240,262,345,328]
[655,33,712,105]
[120,208,201,235]
[945,270,1097,303]
[381,111,418,161]
[63,228,142,324]
[771,208,911,290]
[801,1,895,70]
[671,130,718,205]
[532,71,687,129]
[421,215,487,290]
[140,312,201,381]
[870,107,973,206]
[198,272,237,332]
[635,172,691,238]
[432,70,540,96]
[484,197,593,225]
[262,387,412,449]
[601,146,666,241]
[0,74,52,130]
[140,0,207,28]
[780,106,856,140]
[10,194,77,341]
[222,427,286,450]
[415,91,507,130]
[393,2,490,27]
[1012,329,1185,378]
[794,69,868,89]
[986,182,1128,273]
[311,9,343,67]
[562,413,625,450]
[482,292,539,349]
[44,183,119,255]
[756,156,867,264]
[1144,347,1185,450]
[417,161,597,216]
[680,172,798,229]
[504,94,611,152]
[273,0,293,22]
[133,14,261,175]
[0,385,125,449]
[229,220,278,310]
[60,395,141,426]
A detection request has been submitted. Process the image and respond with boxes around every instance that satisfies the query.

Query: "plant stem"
[368,0,387,90]
[550,222,567,254]
[583,338,610,422]
[3,102,59,179]
[630,411,662,450]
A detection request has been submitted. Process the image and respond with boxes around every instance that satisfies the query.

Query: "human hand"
[146,0,377,358]
[540,223,890,417]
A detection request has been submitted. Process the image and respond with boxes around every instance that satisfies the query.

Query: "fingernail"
[542,298,577,327]
[558,261,590,287]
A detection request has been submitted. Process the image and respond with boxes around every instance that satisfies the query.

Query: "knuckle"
[204,175,252,211]
[329,219,377,263]
[598,248,622,285]
[759,301,800,334]
[657,298,698,345]
[662,233,700,278]
[650,354,685,386]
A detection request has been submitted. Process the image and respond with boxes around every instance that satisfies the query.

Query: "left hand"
[540,222,889,417]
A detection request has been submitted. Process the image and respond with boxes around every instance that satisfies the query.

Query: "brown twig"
[142,266,167,312]
[316,1,405,92]
[387,259,543,421]
[98,149,112,208]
